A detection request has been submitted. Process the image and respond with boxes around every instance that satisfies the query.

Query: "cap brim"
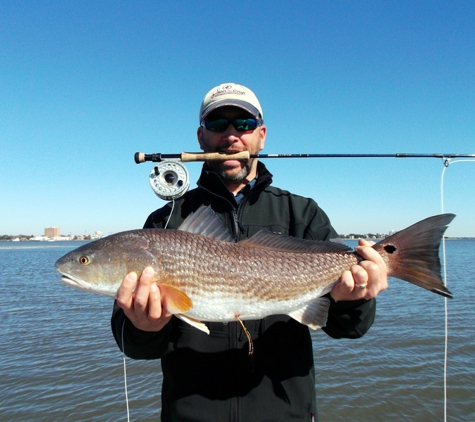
[200,100,261,120]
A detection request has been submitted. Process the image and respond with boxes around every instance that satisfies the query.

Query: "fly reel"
[149,161,190,200]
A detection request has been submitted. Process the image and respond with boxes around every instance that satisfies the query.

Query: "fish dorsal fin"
[239,230,352,254]
[178,205,234,242]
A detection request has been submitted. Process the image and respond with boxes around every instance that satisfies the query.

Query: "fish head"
[55,231,160,297]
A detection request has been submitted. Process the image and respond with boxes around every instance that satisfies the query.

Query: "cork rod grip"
[180,151,250,162]
[135,151,251,163]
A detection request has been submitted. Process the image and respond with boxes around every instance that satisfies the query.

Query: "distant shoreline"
[1,236,474,242]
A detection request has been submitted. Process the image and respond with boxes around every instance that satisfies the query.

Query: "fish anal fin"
[289,297,330,330]
[175,314,210,335]
[158,284,193,314]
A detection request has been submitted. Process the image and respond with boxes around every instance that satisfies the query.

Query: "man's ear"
[197,126,204,151]
[259,125,267,151]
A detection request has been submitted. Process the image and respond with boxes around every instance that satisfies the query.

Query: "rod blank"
[253,153,475,159]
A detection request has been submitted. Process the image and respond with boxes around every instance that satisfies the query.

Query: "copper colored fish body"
[55,206,454,334]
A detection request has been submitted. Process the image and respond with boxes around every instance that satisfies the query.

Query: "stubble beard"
[209,159,254,184]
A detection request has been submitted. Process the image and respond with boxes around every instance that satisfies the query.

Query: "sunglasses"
[200,118,263,132]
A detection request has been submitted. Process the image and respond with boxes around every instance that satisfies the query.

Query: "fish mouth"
[58,273,118,298]
[60,273,94,291]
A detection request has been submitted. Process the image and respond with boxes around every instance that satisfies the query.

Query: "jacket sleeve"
[111,302,172,359]
[322,296,376,339]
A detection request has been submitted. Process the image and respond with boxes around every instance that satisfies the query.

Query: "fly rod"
[140,151,475,201]
[135,151,475,163]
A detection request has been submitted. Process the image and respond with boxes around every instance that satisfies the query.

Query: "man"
[111,83,388,421]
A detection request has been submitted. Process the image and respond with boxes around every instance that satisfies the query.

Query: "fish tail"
[372,214,455,298]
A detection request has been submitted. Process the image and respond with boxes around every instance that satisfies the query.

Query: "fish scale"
[156,233,343,299]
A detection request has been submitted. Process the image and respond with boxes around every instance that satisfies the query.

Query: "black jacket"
[111,162,376,422]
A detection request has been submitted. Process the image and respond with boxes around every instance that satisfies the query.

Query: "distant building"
[44,227,60,238]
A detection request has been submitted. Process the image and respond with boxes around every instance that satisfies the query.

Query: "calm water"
[0,240,474,421]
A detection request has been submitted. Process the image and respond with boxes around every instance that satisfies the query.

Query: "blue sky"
[1,1,474,237]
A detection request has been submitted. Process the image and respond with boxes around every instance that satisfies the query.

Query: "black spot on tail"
[384,245,397,254]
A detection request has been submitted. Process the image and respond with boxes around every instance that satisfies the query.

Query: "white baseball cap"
[199,83,264,121]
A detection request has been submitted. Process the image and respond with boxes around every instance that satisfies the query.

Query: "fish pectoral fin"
[158,284,193,314]
[175,314,210,335]
[289,297,331,330]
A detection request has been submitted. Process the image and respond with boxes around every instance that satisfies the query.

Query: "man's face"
[197,106,266,184]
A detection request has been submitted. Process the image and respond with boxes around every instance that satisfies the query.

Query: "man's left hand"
[330,239,388,301]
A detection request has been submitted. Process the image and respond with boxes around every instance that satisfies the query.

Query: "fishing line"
[132,151,475,420]
[121,319,131,422]
[439,158,475,422]
[164,199,175,229]
[120,198,174,422]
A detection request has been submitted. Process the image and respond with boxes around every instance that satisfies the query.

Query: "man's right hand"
[116,266,172,332]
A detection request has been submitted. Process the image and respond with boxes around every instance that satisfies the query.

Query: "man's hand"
[330,239,388,301]
[116,266,172,332]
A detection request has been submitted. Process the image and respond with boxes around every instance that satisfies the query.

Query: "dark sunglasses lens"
[205,119,229,131]
[234,119,258,131]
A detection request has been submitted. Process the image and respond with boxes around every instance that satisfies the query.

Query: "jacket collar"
[197,161,273,206]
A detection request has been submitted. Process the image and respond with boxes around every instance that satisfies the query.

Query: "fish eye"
[79,256,90,265]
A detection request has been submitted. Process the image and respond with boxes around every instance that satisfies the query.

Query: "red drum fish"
[56,206,454,335]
